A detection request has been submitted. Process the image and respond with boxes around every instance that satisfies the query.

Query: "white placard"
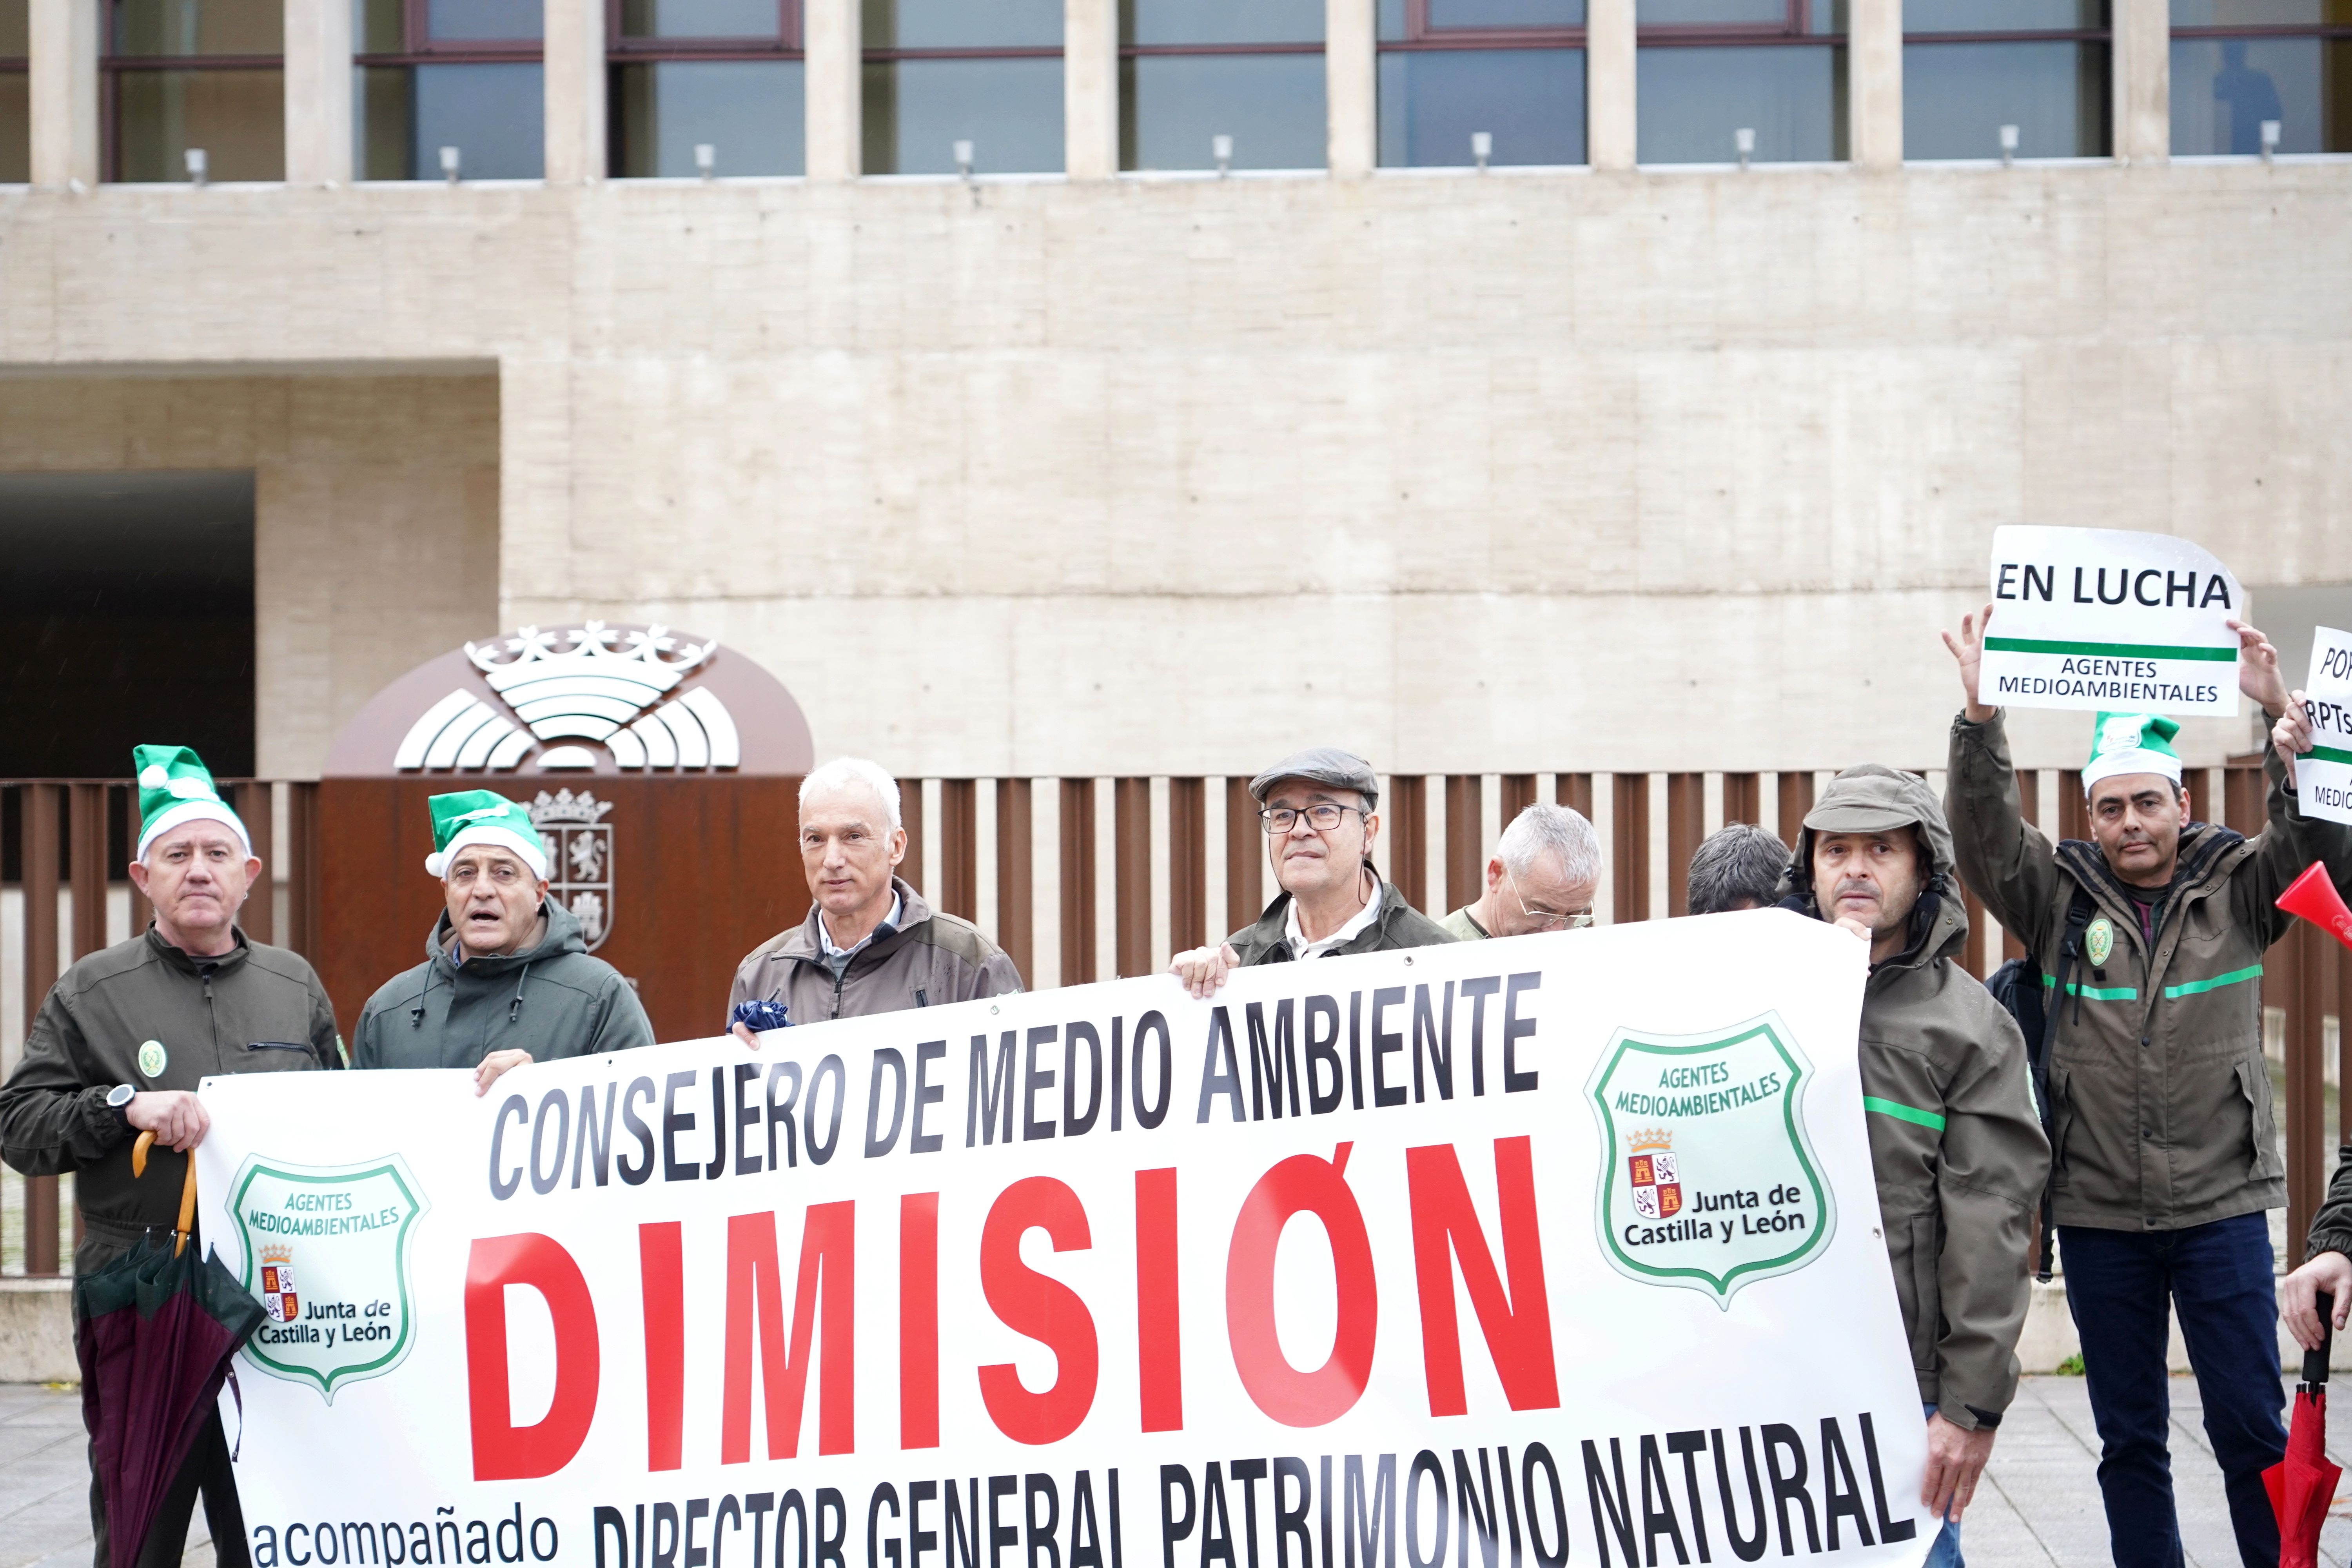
[196,916,1936,1568]
[2298,626,2352,825]
[1979,526,2243,716]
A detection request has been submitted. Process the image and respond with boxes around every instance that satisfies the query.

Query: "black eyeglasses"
[1261,804,1367,835]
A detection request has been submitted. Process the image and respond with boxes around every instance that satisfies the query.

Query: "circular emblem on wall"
[137,1040,167,1078]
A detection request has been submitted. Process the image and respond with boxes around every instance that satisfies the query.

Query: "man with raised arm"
[0,746,340,1568]
[1944,608,2352,1568]
[1171,747,1453,999]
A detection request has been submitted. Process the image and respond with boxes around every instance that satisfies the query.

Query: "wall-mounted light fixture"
[1734,127,1755,169]
[439,145,461,184]
[1471,131,1492,172]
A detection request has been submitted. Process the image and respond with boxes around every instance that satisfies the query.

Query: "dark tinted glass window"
[1905,40,2110,157]
[1637,44,1844,161]
[1908,0,2103,23]
[2172,1,2349,21]
[1640,0,1841,26]
[2172,35,2352,151]
[427,0,543,41]
[414,61,544,176]
[620,0,786,37]
[1380,48,1585,163]
[113,0,281,56]
[0,0,29,54]
[116,67,285,176]
[615,59,804,173]
[1123,53,1324,169]
[1127,0,1321,44]
[866,0,1060,49]
[0,71,27,186]
[863,57,1063,172]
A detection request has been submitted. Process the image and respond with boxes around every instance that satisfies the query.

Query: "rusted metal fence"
[4,766,2341,1272]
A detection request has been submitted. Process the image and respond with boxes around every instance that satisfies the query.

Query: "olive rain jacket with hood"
[1779,764,2050,1430]
[351,897,654,1069]
[728,877,1023,1025]
[1947,710,2352,1232]
[0,927,339,1271]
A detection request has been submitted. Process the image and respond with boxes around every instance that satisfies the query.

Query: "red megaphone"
[2277,862,2352,953]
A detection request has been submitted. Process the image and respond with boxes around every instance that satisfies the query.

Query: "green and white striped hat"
[2082,712,2183,793]
[424,790,550,880]
[133,745,251,861]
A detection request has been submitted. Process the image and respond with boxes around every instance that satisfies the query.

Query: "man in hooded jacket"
[1779,765,2049,1568]
[352,790,653,1082]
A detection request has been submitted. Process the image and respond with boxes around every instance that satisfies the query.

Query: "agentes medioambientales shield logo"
[1586,1013,1833,1310]
[229,1155,428,1402]
[530,789,614,953]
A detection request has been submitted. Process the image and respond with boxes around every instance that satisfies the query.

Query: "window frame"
[1634,0,1840,50]
[1382,0,1585,56]
[101,0,285,181]
[354,0,546,69]
[2168,9,2352,155]
[1899,6,2112,160]
[607,0,802,63]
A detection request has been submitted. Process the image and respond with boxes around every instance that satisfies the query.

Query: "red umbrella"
[74,1132,266,1568]
[2265,1291,2339,1568]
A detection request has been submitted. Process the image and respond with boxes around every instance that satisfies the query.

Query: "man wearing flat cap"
[1172,747,1454,998]
[0,745,340,1568]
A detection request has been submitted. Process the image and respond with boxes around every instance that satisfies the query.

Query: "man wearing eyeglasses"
[1440,802,1601,939]
[1171,747,1454,999]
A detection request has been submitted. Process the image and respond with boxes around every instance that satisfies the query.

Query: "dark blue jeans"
[2060,1214,2287,1568]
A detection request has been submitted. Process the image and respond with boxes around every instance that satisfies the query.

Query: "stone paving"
[0,1376,2346,1568]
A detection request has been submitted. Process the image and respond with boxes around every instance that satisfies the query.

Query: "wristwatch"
[105,1083,135,1127]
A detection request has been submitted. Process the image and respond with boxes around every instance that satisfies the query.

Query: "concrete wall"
[0,370,500,777]
[0,161,2346,779]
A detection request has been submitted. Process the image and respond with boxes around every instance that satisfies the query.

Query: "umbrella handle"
[127,1129,196,1256]
[174,1158,196,1258]
[2311,1293,2335,1388]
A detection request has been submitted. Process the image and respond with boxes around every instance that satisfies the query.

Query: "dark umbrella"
[75,1131,267,1568]
[2265,1290,2342,1568]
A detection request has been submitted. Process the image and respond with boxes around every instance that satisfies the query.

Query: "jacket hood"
[427,895,588,975]
[1777,764,1966,970]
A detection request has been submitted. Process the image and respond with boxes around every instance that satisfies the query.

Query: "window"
[355,0,544,180]
[2172,2,2352,155]
[1905,2,2109,159]
[106,0,284,181]
[863,0,1061,174]
[612,0,803,176]
[1637,0,1846,164]
[1379,0,1586,167]
[1123,0,1323,171]
[0,0,25,183]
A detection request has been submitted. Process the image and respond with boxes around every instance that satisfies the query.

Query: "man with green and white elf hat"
[351,789,653,1083]
[0,745,339,1568]
[1945,607,2352,1568]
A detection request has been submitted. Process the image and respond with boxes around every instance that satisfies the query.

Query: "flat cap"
[1250,747,1379,808]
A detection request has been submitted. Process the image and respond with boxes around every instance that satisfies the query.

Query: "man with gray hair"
[1441,802,1601,939]
[1686,822,1793,916]
[729,756,1021,1031]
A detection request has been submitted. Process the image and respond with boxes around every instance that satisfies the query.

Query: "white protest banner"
[1979,526,2243,715]
[2297,626,2352,825]
[196,914,1934,1568]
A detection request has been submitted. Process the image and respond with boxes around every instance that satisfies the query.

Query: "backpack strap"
[2030,883,2097,1283]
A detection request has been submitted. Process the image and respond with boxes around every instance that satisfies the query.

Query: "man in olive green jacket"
[0,746,339,1568]
[1172,747,1453,998]
[1779,764,2047,1568]
[1944,608,2351,1568]
[353,791,653,1078]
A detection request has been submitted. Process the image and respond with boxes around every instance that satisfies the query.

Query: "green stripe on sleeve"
[1863,1096,1947,1131]
[2163,964,2264,1000]
[1984,636,2238,662]
[2040,975,2140,1000]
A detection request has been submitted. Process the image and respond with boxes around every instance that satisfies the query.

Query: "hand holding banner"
[196,914,1935,1568]
[1978,526,2244,716]
[2295,626,2352,825]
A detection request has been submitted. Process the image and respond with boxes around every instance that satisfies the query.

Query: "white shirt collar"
[1284,870,1383,960]
[821,891,902,960]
